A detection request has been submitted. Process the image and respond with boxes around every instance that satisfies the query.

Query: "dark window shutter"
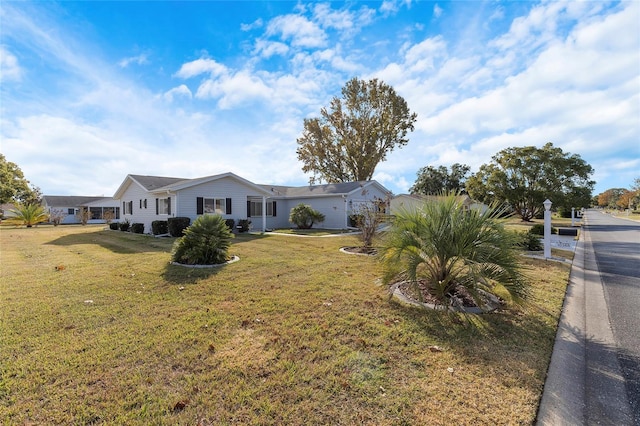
[139,200,142,209]
[129,201,133,213]
[156,198,159,215]
[197,197,204,215]
[123,201,125,213]
[167,197,171,215]
[226,198,232,215]
[272,201,276,217]
[247,200,251,217]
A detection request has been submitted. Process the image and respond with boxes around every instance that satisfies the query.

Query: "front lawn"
[0,226,569,424]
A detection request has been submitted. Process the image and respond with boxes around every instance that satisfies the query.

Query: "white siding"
[118,181,167,234]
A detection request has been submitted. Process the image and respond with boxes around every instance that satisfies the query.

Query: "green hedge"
[168,217,190,237]
[151,220,169,235]
[131,223,144,234]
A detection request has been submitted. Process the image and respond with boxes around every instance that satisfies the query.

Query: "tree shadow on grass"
[162,261,227,285]
[45,230,174,254]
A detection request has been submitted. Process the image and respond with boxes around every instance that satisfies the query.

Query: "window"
[67,208,75,215]
[248,200,276,217]
[205,198,225,214]
[157,197,171,215]
[123,201,133,215]
[197,197,231,215]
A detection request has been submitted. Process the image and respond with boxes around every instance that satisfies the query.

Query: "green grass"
[0,225,570,424]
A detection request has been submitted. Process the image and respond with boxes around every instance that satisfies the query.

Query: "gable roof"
[42,195,111,207]
[155,172,273,196]
[261,180,391,199]
[113,174,187,199]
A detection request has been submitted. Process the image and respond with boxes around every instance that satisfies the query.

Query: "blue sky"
[1,1,638,199]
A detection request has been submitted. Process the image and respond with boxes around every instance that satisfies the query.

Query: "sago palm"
[171,214,234,265]
[379,193,528,311]
[9,204,49,227]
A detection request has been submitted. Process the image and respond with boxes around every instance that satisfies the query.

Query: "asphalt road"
[537,209,640,425]
[586,210,640,424]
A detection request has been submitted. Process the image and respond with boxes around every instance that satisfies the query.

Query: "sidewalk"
[536,217,634,424]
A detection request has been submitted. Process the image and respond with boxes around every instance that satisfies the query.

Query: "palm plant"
[9,204,49,228]
[379,193,529,311]
[171,214,234,265]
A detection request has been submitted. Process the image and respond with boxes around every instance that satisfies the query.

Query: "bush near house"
[171,214,234,265]
[131,223,144,234]
[237,219,251,232]
[109,223,119,230]
[151,220,169,235]
[118,220,130,232]
[225,218,235,231]
[289,203,325,229]
[168,217,190,237]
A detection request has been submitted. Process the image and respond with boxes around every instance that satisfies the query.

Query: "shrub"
[50,209,65,226]
[8,204,48,228]
[380,193,529,311]
[517,231,543,251]
[237,219,251,232]
[529,223,557,235]
[171,214,234,265]
[131,223,144,234]
[225,218,235,231]
[289,204,325,229]
[151,220,169,235]
[109,222,119,230]
[168,217,190,237]
[119,220,130,232]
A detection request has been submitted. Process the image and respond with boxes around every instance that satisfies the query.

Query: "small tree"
[289,204,325,229]
[350,198,389,249]
[172,214,234,265]
[76,207,91,225]
[103,209,115,224]
[49,209,65,226]
[9,204,49,228]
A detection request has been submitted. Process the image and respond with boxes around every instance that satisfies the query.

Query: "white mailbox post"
[544,199,552,259]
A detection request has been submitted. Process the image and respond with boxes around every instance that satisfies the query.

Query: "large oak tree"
[296,77,417,183]
[0,154,41,205]
[466,143,595,221]
[410,163,470,195]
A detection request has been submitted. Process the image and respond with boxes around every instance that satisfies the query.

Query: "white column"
[571,207,575,227]
[262,196,267,232]
[544,199,552,259]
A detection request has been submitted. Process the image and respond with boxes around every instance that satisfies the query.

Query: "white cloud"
[174,58,227,79]
[433,4,443,19]
[163,84,192,102]
[118,53,149,68]
[254,39,289,58]
[0,46,22,81]
[266,14,327,48]
[240,18,263,32]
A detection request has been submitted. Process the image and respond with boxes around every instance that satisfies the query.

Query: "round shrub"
[118,221,130,232]
[151,220,169,235]
[289,203,325,229]
[171,215,234,265]
[131,223,144,234]
[529,223,557,235]
[109,222,119,230]
[168,217,191,237]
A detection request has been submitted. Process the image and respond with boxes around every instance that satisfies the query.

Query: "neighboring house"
[113,172,392,233]
[390,193,489,216]
[0,203,18,221]
[41,196,121,224]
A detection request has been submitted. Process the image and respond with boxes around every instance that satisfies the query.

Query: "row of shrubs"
[108,217,252,236]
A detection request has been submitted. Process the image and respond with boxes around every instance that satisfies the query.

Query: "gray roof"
[129,175,188,191]
[259,181,377,198]
[42,195,111,207]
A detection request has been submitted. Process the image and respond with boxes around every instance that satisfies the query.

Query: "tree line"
[7,77,632,223]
